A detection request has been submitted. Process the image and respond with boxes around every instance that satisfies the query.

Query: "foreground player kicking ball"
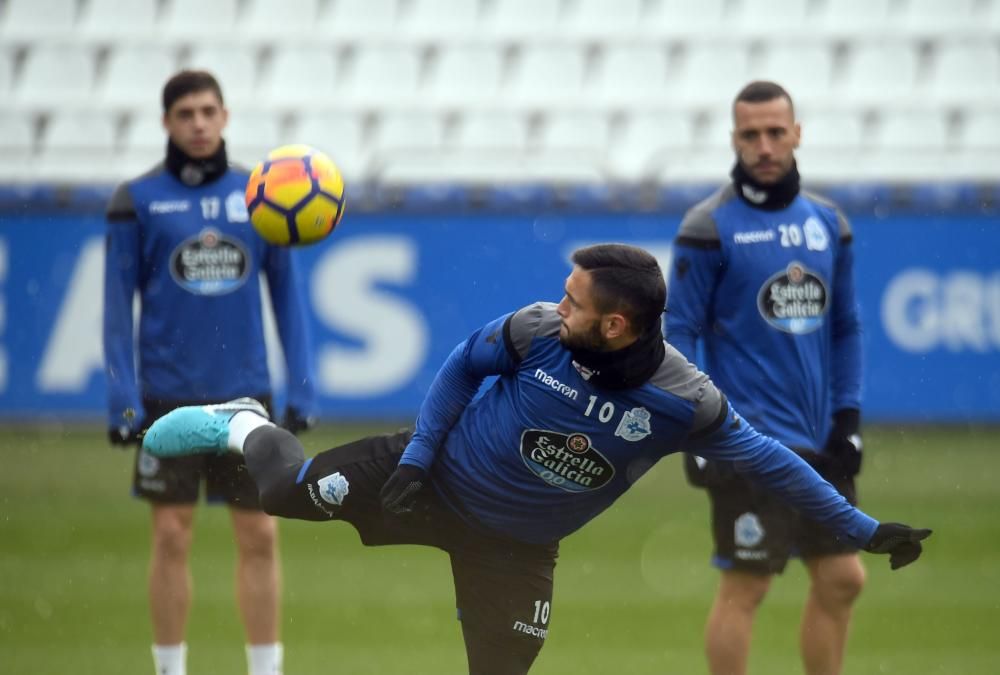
[144,244,931,675]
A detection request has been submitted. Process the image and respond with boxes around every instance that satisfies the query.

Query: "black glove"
[863,522,933,570]
[282,407,314,435]
[109,407,144,447]
[380,463,426,515]
[824,408,863,477]
[108,426,143,446]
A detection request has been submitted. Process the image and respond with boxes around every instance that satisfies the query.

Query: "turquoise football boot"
[142,397,269,458]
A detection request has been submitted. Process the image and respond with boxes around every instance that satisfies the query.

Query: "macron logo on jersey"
[149,200,191,214]
[534,369,579,401]
[733,230,775,245]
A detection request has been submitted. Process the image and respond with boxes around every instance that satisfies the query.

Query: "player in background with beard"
[103,70,316,675]
[666,80,868,675]
[142,243,928,675]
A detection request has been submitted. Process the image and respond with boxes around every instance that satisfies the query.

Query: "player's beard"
[559,319,609,352]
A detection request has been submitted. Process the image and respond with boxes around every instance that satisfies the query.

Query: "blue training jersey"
[400,303,876,546]
[665,185,862,451]
[103,162,315,429]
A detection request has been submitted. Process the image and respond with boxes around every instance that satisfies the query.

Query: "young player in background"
[142,243,929,675]
[666,81,868,675]
[103,70,316,675]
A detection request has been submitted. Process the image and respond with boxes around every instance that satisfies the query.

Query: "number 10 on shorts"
[533,600,550,625]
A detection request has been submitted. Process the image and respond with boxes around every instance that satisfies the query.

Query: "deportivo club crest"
[317,472,350,506]
[615,406,652,442]
[735,512,765,548]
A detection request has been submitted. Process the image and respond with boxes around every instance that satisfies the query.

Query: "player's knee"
[813,556,866,605]
[719,570,772,611]
[151,510,195,560]
[234,512,278,558]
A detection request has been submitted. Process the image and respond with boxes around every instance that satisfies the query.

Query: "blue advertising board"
[0,212,997,421]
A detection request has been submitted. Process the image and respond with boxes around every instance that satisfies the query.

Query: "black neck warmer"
[569,326,666,390]
[165,138,229,187]
[730,160,800,211]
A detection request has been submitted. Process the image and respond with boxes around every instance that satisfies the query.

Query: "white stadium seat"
[608,111,697,181]
[537,112,611,153]
[400,0,481,38]
[321,0,400,39]
[814,0,893,39]
[643,0,727,39]
[337,45,423,107]
[373,112,446,154]
[263,46,340,109]
[15,44,96,107]
[593,45,670,105]
[734,0,811,37]
[0,0,76,40]
[482,0,561,38]
[160,0,239,38]
[562,0,643,38]
[425,45,505,107]
[36,112,118,181]
[899,0,982,36]
[955,109,1000,178]
[0,49,13,101]
[536,112,611,183]
[372,112,447,182]
[926,42,1000,106]
[239,0,322,38]
[507,45,588,106]
[0,112,38,180]
[78,0,157,39]
[863,110,952,180]
[839,42,921,106]
[455,112,529,151]
[96,45,179,108]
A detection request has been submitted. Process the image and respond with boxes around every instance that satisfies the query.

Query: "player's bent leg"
[705,570,772,675]
[149,503,196,645]
[800,553,865,675]
[242,426,334,521]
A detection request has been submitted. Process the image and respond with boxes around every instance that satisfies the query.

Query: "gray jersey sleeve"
[675,185,733,246]
[106,183,137,223]
[803,189,852,243]
[649,342,727,435]
[504,302,562,362]
[836,209,853,242]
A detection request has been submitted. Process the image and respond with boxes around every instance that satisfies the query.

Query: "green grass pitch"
[1,424,997,674]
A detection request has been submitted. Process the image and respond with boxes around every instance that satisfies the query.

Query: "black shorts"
[291,429,558,675]
[132,395,272,508]
[685,454,858,575]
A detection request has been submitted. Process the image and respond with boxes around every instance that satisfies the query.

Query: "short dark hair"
[162,70,224,114]
[570,244,666,335]
[732,80,794,117]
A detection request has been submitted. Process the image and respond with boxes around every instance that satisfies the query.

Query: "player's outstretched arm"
[685,401,932,569]
[863,522,933,570]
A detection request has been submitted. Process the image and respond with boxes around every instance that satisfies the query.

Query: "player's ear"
[604,313,628,340]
